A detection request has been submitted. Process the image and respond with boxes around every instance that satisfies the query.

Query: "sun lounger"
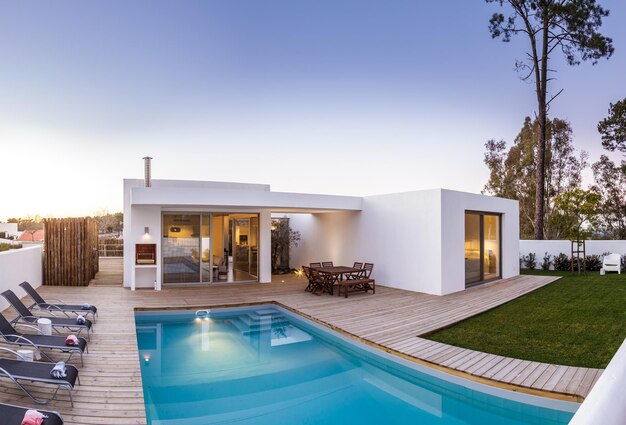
[0,347,79,406]
[19,282,98,322]
[0,312,87,366]
[1,290,92,339]
[0,402,63,425]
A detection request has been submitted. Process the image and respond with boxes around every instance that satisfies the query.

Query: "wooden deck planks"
[0,269,602,424]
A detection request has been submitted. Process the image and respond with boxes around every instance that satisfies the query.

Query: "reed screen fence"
[44,218,99,286]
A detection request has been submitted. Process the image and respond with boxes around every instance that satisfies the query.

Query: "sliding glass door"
[232,214,259,281]
[162,214,201,284]
[162,212,259,285]
[465,212,501,287]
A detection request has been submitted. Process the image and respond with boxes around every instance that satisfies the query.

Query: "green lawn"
[425,270,626,369]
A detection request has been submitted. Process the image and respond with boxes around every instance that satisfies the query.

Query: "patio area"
[0,270,601,424]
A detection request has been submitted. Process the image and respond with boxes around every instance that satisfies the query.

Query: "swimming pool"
[135,304,578,424]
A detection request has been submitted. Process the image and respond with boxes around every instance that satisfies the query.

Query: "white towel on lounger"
[50,361,67,378]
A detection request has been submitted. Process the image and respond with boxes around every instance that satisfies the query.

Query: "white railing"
[0,245,43,311]
[569,337,626,424]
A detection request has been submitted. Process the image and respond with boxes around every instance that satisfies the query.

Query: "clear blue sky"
[1,1,624,219]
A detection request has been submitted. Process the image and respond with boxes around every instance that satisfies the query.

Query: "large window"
[162,213,258,285]
[465,212,501,286]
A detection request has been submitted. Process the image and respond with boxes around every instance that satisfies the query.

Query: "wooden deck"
[0,271,601,424]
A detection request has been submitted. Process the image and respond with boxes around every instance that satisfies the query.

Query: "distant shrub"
[0,242,22,251]
[541,252,552,270]
[585,255,602,271]
[553,253,570,271]
[622,254,626,273]
[523,253,537,270]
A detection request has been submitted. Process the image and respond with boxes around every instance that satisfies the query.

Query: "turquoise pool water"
[135,305,577,425]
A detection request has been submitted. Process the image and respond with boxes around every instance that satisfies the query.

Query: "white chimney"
[142,156,153,188]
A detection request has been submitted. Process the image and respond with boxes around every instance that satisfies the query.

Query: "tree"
[483,116,586,238]
[92,209,123,234]
[598,98,626,154]
[270,218,301,272]
[591,155,626,239]
[486,0,614,239]
[551,188,601,242]
[15,215,44,240]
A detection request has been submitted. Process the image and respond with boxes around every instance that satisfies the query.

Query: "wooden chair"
[346,262,363,280]
[310,262,322,268]
[309,268,333,295]
[361,263,374,278]
[322,261,334,267]
[215,256,228,281]
[302,266,314,292]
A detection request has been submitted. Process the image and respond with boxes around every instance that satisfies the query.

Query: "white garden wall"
[0,245,43,311]
[520,240,626,268]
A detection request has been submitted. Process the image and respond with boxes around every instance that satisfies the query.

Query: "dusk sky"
[1,1,625,220]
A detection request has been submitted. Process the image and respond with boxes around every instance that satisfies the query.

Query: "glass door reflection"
[162,214,201,284]
[465,212,501,287]
[464,213,481,286]
[483,215,500,281]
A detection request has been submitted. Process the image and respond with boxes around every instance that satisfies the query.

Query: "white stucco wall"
[288,189,519,296]
[286,211,362,271]
[520,240,626,263]
[441,190,520,294]
[0,246,43,311]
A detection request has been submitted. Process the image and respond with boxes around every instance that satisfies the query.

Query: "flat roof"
[127,179,362,212]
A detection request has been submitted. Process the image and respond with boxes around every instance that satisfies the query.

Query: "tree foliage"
[483,116,587,239]
[486,0,614,239]
[271,218,301,272]
[551,188,601,241]
[598,98,626,154]
[7,215,43,232]
[591,155,626,239]
[91,209,123,234]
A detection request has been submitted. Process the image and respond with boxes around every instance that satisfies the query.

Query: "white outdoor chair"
[602,253,622,274]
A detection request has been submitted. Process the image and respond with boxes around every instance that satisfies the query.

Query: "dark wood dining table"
[311,266,363,294]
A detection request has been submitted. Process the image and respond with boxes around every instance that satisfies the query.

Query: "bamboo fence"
[43,218,99,286]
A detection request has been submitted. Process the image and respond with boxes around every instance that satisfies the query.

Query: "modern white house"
[123,163,519,296]
[0,222,20,239]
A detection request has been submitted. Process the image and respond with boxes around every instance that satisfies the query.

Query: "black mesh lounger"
[0,347,79,406]
[1,290,92,339]
[0,402,63,425]
[19,282,98,323]
[0,312,87,366]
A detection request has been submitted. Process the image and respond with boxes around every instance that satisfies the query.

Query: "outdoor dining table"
[311,266,363,294]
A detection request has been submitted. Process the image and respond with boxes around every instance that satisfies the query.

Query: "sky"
[0,0,625,220]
